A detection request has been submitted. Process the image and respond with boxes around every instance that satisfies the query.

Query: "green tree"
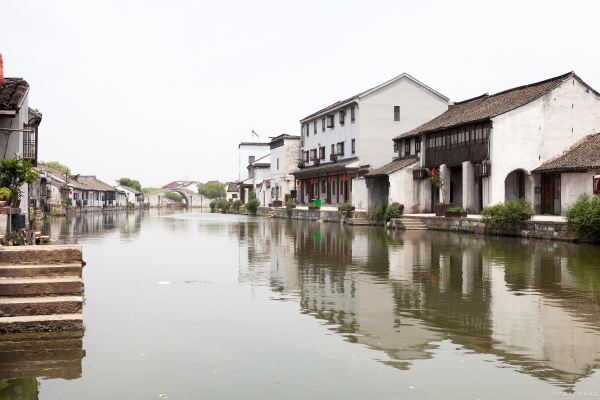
[117,177,142,192]
[165,191,183,202]
[40,160,71,175]
[0,156,39,206]
[199,181,226,199]
[142,187,161,194]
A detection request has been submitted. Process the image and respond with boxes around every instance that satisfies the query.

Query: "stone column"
[462,161,475,212]
[439,164,450,204]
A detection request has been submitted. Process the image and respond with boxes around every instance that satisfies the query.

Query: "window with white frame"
[327,115,335,128]
[336,142,344,156]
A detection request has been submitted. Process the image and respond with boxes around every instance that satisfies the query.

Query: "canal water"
[2,209,600,399]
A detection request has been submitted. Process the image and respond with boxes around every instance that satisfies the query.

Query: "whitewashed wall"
[359,77,448,169]
[490,78,600,206]
[561,170,598,212]
[238,143,270,181]
[269,138,300,202]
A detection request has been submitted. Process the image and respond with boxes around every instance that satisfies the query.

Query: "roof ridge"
[487,71,573,99]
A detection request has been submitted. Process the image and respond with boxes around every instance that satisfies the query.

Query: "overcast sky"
[2,0,599,187]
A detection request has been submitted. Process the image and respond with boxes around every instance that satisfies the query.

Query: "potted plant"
[0,156,39,208]
[431,167,455,216]
[444,206,467,218]
[0,187,11,207]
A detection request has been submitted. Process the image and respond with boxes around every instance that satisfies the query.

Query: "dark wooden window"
[322,118,326,131]
[351,106,355,122]
[594,176,600,195]
[304,151,309,162]
[424,122,491,168]
[22,125,37,165]
[394,106,400,121]
[415,138,421,153]
[313,121,317,133]
[351,139,355,154]
[337,142,345,156]
[327,115,335,128]
[339,110,346,125]
[321,180,326,192]
[310,149,317,161]
[319,146,325,160]
[404,140,410,156]
[305,124,309,137]
[331,144,335,157]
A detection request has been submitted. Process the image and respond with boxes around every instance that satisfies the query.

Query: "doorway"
[541,173,561,215]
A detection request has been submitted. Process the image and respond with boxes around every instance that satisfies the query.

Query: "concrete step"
[0,245,82,265]
[397,218,428,231]
[0,313,83,333]
[0,296,82,317]
[0,263,82,278]
[0,277,84,296]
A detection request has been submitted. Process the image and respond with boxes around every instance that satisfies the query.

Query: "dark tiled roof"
[533,133,600,172]
[291,158,359,177]
[28,107,42,125]
[397,72,581,139]
[226,183,238,192]
[74,176,116,192]
[0,78,29,111]
[365,156,419,177]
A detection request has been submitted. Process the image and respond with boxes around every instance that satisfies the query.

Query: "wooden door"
[541,174,554,214]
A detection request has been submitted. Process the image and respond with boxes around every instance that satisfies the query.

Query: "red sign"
[0,53,3,86]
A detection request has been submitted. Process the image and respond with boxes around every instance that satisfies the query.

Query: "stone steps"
[0,314,83,334]
[396,218,428,231]
[0,277,84,296]
[0,245,84,334]
[0,296,83,317]
[0,263,82,278]
[0,245,82,265]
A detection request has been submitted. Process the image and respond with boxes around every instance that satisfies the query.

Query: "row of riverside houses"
[34,164,145,214]
[234,71,600,215]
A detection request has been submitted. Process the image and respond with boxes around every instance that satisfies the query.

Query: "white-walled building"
[237,140,270,203]
[292,72,448,207]
[248,154,271,207]
[384,71,600,215]
[268,134,300,205]
[115,184,144,207]
[225,182,239,202]
[532,132,600,211]
[0,78,40,214]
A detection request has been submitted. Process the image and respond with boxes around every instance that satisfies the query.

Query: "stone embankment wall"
[393,216,580,242]
[250,207,591,243]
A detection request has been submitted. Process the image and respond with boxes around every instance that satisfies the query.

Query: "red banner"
[0,53,3,86]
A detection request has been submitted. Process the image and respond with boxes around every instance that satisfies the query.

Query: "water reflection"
[0,332,85,400]
[238,219,600,388]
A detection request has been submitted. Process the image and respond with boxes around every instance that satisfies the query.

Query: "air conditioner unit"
[330,154,338,162]
[297,161,306,168]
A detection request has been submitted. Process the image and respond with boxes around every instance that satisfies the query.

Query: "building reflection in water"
[0,331,85,400]
[238,219,600,389]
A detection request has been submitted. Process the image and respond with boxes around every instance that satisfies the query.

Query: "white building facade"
[268,134,300,206]
[238,141,270,203]
[292,73,448,207]
[388,72,600,215]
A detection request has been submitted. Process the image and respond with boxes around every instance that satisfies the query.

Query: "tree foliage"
[0,156,39,206]
[165,191,183,202]
[40,160,71,176]
[481,198,534,230]
[199,182,226,199]
[566,194,600,240]
[117,177,142,192]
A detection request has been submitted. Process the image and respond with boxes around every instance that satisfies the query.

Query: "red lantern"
[296,180,300,186]
[0,53,3,86]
